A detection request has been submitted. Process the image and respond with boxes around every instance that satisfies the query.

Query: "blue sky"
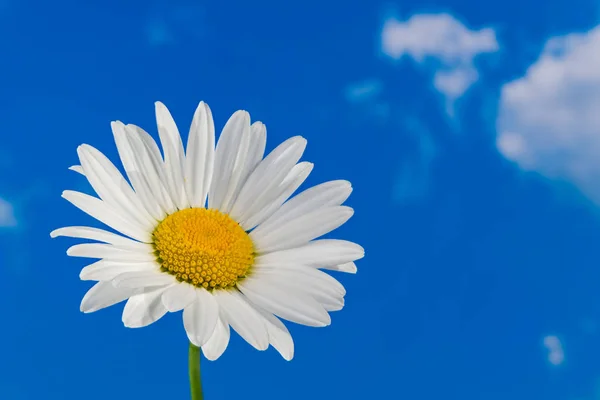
[2,0,600,399]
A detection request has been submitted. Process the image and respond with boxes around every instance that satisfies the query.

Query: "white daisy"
[51,101,364,361]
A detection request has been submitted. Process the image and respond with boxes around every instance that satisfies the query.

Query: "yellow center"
[152,208,255,290]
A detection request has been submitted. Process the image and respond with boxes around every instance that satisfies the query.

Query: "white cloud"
[381,13,498,108]
[0,197,17,228]
[542,335,564,366]
[433,68,477,100]
[497,26,600,203]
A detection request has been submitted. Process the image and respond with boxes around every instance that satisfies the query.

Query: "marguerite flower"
[52,101,363,362]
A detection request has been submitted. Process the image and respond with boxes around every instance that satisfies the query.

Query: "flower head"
[52,101,364,361]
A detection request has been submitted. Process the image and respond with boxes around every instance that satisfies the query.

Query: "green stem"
[189,342,203,400]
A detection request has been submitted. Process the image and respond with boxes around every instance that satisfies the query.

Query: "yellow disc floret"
[152,208,255,290]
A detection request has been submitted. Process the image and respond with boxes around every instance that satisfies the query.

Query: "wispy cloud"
[342,78,438,202]
[0,197,17,228]
[145,2,205,47]
[0,183,49,275]
[343,79,389,122]
[146,18,175,46]
[542,335,565,366]
[496,26,600,204]
[381,13,498,113]
[393,118,438,203]
[345,79,383,103]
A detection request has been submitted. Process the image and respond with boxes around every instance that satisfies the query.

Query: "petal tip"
[68,165,85,175]
[282,350,294,361]
[232,109,250,121]
[201,349,222,361]
[293,136,308,146]
[320,313,332,327]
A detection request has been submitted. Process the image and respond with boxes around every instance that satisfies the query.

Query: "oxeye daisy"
[51,101,363,398]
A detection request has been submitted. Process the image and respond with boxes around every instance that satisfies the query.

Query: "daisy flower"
[51,101,363,396]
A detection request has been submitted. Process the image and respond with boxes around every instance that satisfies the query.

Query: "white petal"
[323,299,344,312]
[66,243,155,261]
[69,165,85,175]
[201,315,230,361]
[229,136,306,222]
[112,121,165,220]
[238,276,330,327]
[218,120,271,213]
[183,288,219,347]
[252,266,345,311]
[124,125,175,216]
[249,303,294,361]
[155,102,188,209]
[257,180,352,235]
[112,270,175,289]
[255,264,345,294]
[50,226,149,251]
[122,287,170,328]
[80,281,137,313]
[251,206,354,253]
[208,110,251,211]
[127,124,178,214]
[214,290,269,351]
[255,239,364,269]
[240,161,313,230]
[77,145,156,230]
[184,101,215,208]
[62,190,151,243]
[327,262,358,274]
[80,260,156,281]
[161,284,197,312]
[217,121,267,212]
[127,124,163,164]
[246,122,267,176]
